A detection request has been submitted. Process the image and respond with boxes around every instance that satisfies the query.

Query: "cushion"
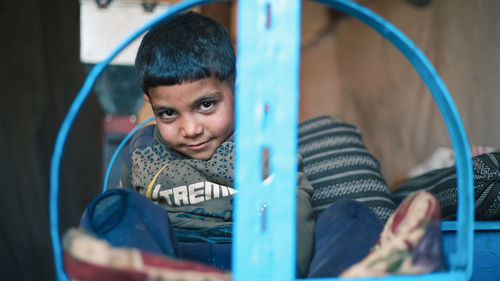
[392,152,500,220]
[298,116,396,222]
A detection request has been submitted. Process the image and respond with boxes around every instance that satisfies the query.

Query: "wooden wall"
[138,0,500,184]
[299,0,500,184]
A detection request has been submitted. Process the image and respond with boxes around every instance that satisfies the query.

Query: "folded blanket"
[298,115,396,222]
[392,152,500,220]
[298,116,500,221]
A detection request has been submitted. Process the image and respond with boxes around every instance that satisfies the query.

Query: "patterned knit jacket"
[120,124,315,277]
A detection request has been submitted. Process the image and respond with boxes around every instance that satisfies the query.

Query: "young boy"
[121,10,317,276]
[78,11,442,279]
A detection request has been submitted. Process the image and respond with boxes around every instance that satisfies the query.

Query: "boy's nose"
[180,116,203,137]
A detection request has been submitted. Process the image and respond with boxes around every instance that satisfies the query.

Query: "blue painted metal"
[442,221,500,232]
[307,272,468,281]
[233,1,301,281]
[442,221,500,280]
[443,228,500,281]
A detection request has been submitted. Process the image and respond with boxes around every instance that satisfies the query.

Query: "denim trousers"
[80,188,382,277]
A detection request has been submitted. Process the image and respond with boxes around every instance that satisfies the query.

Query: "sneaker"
[63,228,232,281]
[340,191,443,278]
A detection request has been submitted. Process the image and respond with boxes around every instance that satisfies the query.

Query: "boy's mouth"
[186,140,211,151]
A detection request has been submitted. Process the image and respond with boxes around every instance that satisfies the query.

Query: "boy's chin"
[190,153,214,161]
[179,148,216,161]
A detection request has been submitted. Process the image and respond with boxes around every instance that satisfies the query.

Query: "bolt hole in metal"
[260,147,272,232]
[266,2,271,29]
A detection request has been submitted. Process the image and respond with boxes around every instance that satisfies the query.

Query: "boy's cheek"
[157,126,177,145]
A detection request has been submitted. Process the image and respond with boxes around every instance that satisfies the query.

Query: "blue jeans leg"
[307,199,383,278]
[79,188,232,270]
[178,242,232,270]
[79,188,178,257]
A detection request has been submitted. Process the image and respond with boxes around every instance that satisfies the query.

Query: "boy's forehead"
[148,77,235,103]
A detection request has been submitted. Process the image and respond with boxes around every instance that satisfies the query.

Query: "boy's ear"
[143,94,150,103]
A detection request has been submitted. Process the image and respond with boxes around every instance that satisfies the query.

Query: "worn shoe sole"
[340,191,442,278]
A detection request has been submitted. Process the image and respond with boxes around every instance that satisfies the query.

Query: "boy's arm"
[296,155,315,278]
[119,162,133,189]
[119,124,156,190]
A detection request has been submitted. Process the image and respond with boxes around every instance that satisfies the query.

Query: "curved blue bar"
[51,0,474,280]
[312,0,474,278]
[442,221,500,232]
[102,115,155,192]
[49,1,225,280]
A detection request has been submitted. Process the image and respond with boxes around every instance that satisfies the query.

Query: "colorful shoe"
[63,228,232,281]
[340,191,443,278]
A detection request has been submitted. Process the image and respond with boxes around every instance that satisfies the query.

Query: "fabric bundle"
[298,115,396,221]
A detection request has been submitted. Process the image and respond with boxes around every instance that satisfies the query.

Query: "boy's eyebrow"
[192,92,223,105]
[151,104,174,113]
[151,92,223,112]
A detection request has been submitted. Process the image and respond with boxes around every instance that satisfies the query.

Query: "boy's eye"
[160,110,176,119]
[200,101,215,111]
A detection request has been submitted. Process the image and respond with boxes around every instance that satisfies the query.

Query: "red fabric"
[62,231,231,281]
[103,115,137,134]
[64,252,148,281]
[139,251,224,273]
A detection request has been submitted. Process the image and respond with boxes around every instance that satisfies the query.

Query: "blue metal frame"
[234,1,300,280]
[50,0,474,281]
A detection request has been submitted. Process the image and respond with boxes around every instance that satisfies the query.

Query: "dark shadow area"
[0,1,103,280]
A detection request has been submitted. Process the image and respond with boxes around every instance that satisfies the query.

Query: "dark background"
[1,0,103,280]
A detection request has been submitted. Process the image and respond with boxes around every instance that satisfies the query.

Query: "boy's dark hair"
[135,11,235,94]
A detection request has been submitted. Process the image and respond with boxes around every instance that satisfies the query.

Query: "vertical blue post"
[234,1,301,281]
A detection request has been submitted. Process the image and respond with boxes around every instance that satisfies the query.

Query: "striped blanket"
[298,115,500,221]
[298,116,396,222]
[392,152,500,220]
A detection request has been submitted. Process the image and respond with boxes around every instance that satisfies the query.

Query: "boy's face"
[145,77,234,160]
